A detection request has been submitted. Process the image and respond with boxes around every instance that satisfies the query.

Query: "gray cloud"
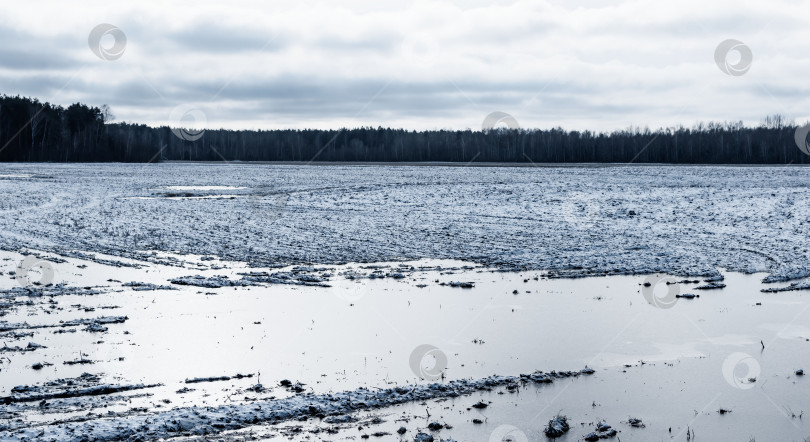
[0,26,81,70]
[164,22,287,53]
[0,48,79,70]
[1,0,808,131]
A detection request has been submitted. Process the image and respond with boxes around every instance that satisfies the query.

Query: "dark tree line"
[2,94,808,164]
[0,95,157,162]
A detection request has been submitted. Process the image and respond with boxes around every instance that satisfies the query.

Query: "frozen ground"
[1,163,810,441]
[0,163,809,279]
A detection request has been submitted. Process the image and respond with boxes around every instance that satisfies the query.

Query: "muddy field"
[1,163,809,441]
[1,163,810,279]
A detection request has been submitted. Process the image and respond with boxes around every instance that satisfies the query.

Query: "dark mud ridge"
[0,316,128,333]
[0,368,594,441]
[169,267,333,289]
[761,281,810,293]
[2,373,160,405]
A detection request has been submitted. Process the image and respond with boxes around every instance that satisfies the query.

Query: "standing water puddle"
[1,251,808,440]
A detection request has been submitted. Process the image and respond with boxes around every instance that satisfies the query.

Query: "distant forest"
[1,94,808,164]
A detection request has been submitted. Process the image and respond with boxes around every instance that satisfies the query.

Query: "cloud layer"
[1,0,809,131]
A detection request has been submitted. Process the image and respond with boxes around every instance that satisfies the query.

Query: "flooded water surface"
[2,250,809,440]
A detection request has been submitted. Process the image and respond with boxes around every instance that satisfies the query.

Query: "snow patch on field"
[0,164,808,280]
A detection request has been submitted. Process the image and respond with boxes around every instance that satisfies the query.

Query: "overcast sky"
[2,0,809,131]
